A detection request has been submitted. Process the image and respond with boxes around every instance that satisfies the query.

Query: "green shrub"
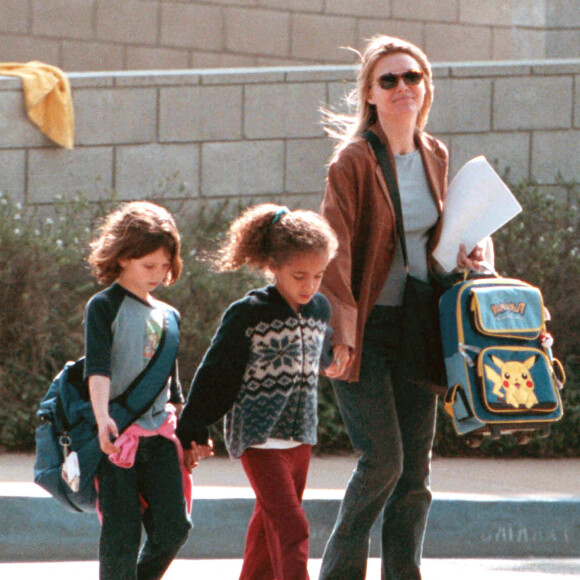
[2,175,578,458]
[0,193,255,452]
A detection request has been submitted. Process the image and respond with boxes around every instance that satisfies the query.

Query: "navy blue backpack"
[34,309,179,512]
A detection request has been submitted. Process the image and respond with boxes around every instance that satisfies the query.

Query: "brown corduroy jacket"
[319,123,449,382]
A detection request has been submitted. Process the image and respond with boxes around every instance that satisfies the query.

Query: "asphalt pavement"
[1,453,579,578]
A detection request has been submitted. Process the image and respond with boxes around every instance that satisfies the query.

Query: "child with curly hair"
[177,203,339,580]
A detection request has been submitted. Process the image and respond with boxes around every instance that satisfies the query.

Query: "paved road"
[1,558,579,579]
[2,454,580,577]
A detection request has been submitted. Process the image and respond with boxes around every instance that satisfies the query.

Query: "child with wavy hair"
[177,203,338,580]
[85,201,195,579]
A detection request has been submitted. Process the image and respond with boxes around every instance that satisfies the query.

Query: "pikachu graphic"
[484,355,539,409]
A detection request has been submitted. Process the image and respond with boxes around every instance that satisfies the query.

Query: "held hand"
[324,344,353,378]
[96,416,119,455]
[183,440,215,473]
[183,448,198,473]
[457,243,485,272]
[197,439,215,461]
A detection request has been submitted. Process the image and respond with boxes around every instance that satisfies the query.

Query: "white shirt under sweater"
[376,149,439,306]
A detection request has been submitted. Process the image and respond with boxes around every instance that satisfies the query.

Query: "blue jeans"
[97,435,191,580]
[319,306,437,580]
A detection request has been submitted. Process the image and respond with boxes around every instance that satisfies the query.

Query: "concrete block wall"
[0,59,579,210]
[0,0,579,72]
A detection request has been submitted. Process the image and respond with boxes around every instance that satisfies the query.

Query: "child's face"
[118,247,172,301]
[270,250,330,312]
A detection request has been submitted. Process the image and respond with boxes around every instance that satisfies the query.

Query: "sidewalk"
[3,452,580,497]
[1,557,580,580]
[1,453,580,576]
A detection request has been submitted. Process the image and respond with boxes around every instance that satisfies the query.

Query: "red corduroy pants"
[239,444,311,580]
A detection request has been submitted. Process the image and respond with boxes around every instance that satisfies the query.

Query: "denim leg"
[97,458,143,580]
[136,436,192,580]
[319,307,404,580]
[381,373,437,580]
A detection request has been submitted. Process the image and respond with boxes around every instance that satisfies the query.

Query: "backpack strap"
[110,308,179,432]
[362,130,409,271]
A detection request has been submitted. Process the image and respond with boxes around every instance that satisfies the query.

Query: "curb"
[1,485,579,562]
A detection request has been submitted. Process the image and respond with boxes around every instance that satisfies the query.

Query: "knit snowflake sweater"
[176,285,332,459]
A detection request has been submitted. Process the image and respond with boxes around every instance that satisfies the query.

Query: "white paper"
[432,155,522,272]
[62,450,80,492]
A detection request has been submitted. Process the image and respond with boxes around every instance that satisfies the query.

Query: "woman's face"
[366,52,426,128]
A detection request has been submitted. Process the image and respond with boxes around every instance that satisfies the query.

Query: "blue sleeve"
[317,294,334,371]
[83,292,116,380]
[177,300,251,447]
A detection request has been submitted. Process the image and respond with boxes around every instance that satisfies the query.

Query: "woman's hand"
[183,440,215,473]
[457,243,485,271]
[324,344,354,378]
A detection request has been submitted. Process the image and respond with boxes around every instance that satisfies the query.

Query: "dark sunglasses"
[376,70,424,90]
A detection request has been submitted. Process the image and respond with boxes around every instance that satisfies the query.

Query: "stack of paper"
[432,155,522,272]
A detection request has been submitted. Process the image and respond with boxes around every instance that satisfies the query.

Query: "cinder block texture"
[126,47,190,71]
[225,8,290,57]
[31,0,94,39]
[459,0,512,26]
[428,78,492,134]
[0,90,48,148]
[115,143,200,199]
[161,3,224,51]
[62,42,125,72]
[393,0,458,22]
[159,85,243,142]
[0,0,30,33]
[532,130,580,183]
[202,140,284,197]
[96,0,159,45]
[264,0,323,11]
[548,0,580,27]
[449,132,531,182]
[74,88,158,145]
[357,19,423,52]
[291,14,356,62]
[425,24,493,61]
[285,138,333,194]
[547,30,580,60]
[244,83,326,139]
[325,0,389,18]
[494,76,573,130]
[492,28,547,61]
[0,37,60,66]
[0,150,26,201]
[28,148,114,204]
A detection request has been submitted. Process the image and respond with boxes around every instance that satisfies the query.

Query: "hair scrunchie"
[271,207,290,224]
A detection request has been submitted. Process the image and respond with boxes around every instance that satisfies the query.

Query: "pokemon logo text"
[490,302,527,316]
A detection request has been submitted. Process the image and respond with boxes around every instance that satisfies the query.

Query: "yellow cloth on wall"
[0,61,74,149]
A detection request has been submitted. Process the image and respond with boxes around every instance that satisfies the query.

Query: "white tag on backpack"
[62,450,80,492]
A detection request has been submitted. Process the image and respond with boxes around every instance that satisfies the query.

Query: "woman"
[318,35,492,580]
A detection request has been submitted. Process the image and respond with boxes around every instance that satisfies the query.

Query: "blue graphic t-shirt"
[83,283,183,430]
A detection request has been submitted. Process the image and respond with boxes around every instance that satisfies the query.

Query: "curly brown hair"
[88,201,183,286]
[215,203,338,273]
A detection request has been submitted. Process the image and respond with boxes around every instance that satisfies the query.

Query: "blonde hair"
[88,201,182,286]
[215,203,338,272]
[322,35,434,159]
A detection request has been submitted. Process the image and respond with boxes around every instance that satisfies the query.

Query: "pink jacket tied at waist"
[108,410,192,515]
